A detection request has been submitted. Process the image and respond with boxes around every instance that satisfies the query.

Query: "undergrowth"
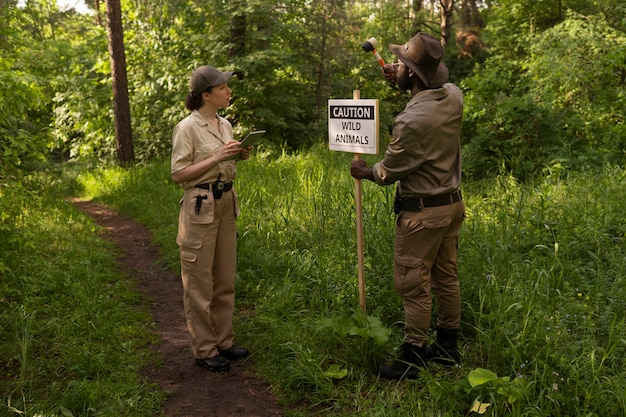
[2,147,625,416]
[0,165,164,417]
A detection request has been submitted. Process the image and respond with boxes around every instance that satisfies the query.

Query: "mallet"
[361,37,385,68]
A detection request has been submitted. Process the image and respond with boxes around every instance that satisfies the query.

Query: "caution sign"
[328,99,378,155]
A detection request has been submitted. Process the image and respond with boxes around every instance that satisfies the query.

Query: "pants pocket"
[176,236,203,263]
[185,191,214,224]
[394,254,424,298]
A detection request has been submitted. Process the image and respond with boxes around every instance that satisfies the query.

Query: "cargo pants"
[176,186,239,359]
[393,200,465,347]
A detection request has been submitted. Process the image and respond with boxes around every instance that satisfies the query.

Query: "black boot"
[380,342,427,380]
[426,327,460,365]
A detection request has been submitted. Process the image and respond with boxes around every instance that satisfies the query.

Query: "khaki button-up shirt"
[171,110,237,190]
[372,83,463,198]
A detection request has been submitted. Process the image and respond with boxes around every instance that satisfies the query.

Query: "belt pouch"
[394,191,401,214]
[212,174,224,200]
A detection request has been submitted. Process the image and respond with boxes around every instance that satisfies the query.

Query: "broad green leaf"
[60,406,75,417]
[323,364,347,379]
[468,368,499,387]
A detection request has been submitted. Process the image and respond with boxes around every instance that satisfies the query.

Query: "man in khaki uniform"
[171,65,251,373]
[351,33,465,380]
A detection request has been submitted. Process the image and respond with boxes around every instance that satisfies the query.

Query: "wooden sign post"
[328,90,379,313]
[353,90,367,312]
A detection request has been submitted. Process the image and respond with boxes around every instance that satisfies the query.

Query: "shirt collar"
[406,84,449,107]
[190,110,209,127]
[190,110,224,138]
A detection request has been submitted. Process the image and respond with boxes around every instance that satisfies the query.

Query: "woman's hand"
[238,145,253,161]
[171,140,243,184]
[218,140,244,162]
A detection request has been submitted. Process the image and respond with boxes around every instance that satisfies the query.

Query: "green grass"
[0,166,165,417]
[2,147,625,416]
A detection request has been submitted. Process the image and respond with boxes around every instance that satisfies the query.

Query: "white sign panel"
[328,99,378,155]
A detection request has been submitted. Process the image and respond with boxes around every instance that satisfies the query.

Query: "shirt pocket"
[196,142,221,158]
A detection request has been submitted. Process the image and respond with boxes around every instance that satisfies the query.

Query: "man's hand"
[382,63,398,84]
[350,159,374,181]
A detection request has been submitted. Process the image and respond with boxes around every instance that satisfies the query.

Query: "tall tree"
[460,0,483,29]
[229,0,247,58]
[105,0,133,166]
[440,0,454,45]
[411,0,423,25]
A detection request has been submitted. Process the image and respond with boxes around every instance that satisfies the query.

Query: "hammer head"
[361,37,378,52]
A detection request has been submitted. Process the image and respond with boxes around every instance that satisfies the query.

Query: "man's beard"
[397,70,412,91]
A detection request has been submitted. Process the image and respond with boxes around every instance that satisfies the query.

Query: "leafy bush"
[462,13,626,180]
[0,58,48,177]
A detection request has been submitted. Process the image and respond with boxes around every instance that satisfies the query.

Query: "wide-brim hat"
[189,66,234,96]
[389,33,449,89]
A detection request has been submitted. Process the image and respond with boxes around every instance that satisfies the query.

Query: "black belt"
[395,190,462,213]
[195,182,233,192]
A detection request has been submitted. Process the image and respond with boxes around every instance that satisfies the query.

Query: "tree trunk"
[460,0,483,29]
[105,0,134,166]
[411,0,422,21]
[439,0,454,46]
[94,0,104,27]
[314,1,336,123]
[410,0,423,31]
[229,0,247,58]
[0,0,8,48]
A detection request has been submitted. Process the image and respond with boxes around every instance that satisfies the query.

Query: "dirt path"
[71,199,285,417]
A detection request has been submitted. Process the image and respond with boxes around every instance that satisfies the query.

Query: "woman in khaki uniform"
[171,65,251,372]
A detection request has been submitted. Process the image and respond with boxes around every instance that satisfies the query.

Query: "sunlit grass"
[0,169,164,417]
[2,149,624,416]
[68,147,626,416]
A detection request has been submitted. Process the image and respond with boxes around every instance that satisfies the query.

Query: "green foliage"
[482,0,610,44]
[122,0,232,160]
[51,41,115,161]
[607,1,626,32]
[0,57,48,176]
[5,0,626,180]
[459,165,626,415]
[5,0,488,165]
[465,368,526,414]
[320,309,391,346]
[527,14,626,159]
[1,152,625,415]
[44,14,115,161]
[0,168,164,416]
[462,13,626,179]
[3,0,115,163]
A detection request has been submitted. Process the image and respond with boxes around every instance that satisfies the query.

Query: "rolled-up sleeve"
[171,122,194,175]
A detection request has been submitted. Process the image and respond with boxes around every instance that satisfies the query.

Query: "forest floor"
[72,199,285,417]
